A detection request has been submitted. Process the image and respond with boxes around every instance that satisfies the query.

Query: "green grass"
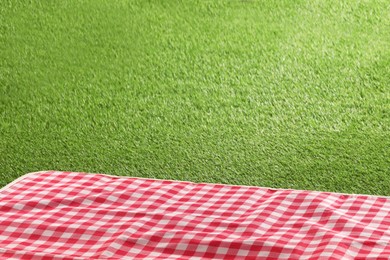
[1,0,389,195]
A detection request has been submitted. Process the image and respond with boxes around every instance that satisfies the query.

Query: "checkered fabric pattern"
[1,171,390,259]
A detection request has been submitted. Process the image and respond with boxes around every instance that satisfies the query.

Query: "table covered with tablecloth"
[1,171,390,259]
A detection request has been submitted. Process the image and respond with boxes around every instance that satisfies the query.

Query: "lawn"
[1,0,389,195]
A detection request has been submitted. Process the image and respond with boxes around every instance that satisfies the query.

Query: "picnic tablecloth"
[1,171,390,259]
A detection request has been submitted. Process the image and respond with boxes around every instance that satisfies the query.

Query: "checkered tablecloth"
[1,171,390,259]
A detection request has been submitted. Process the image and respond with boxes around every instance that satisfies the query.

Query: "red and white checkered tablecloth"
[1,171,390,259]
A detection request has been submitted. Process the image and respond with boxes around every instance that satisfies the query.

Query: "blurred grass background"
[1,0,389,194]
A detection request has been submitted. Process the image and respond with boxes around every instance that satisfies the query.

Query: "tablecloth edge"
[0,171,51,193]
[2,170,390,200]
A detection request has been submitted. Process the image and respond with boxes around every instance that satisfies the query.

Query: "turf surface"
[1,0,389,195]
